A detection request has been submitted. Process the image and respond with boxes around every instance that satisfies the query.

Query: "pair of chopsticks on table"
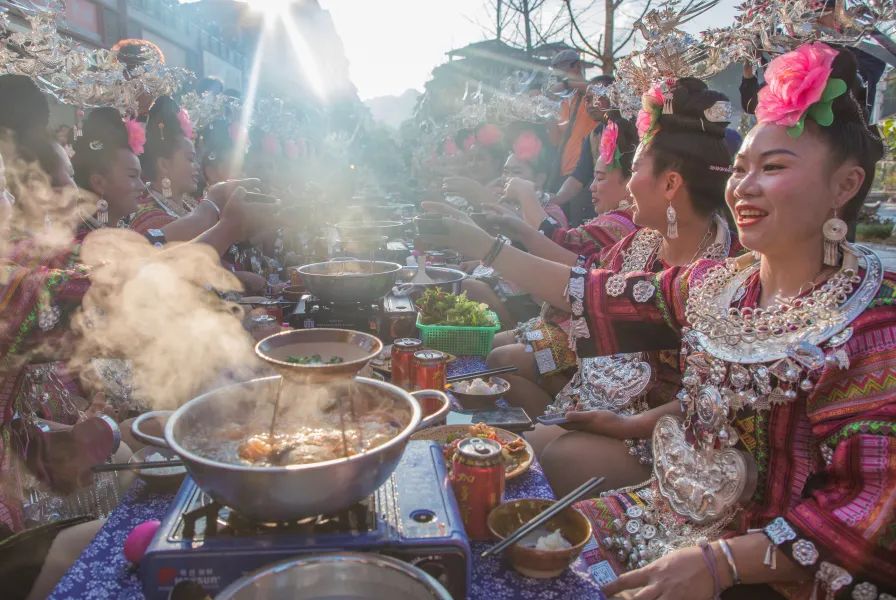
[481,476,605,558]
[92,460,184,473]
[446,365,517,384]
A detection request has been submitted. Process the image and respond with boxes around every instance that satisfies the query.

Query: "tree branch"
[563,0,602,59]
[614,0,653,53]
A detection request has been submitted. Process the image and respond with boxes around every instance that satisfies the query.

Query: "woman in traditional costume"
[427,43,895,597]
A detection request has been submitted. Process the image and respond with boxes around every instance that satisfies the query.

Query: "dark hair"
[142,96,189,180]
[607,114,639,179]
[647,77,732,217]
[200,118,235,168]
[71,108,130,191]
[198,76,225,96]
[0,74,58,175]
[806,49,885,225]
[112,39,165,76]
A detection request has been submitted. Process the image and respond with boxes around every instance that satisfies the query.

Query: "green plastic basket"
[416,312,501,356]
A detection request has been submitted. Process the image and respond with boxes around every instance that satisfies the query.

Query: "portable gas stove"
[141,441,470,600]
[289,292,418,343]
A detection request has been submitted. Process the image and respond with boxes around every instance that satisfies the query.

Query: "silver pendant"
[792,539,819,566]
[652,415,755,523]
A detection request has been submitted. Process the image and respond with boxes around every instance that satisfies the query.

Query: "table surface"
[50,357,606,600]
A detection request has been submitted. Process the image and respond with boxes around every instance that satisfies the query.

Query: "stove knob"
[413,559,448,587]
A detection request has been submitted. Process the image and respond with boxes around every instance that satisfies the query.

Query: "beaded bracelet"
[699,539,722,600]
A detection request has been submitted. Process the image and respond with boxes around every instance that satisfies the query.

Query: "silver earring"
[161,177,173,200]
[96,198,108,225]
[666,202,678,239]
[822,212,847,267]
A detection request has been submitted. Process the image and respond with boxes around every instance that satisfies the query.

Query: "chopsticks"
[92,460,184,473]
[481,476,605,558]
[446,366,518,384]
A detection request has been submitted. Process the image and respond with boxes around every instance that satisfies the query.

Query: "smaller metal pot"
[394,266,466,296]
[413,389,451,430]
[216,553,453,599]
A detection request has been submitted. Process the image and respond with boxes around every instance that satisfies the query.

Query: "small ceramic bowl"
[129,446,186,490]
[487,498,592,579]
[448,377,510,410]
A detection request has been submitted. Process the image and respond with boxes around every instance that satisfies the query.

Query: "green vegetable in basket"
[415,288,495,327]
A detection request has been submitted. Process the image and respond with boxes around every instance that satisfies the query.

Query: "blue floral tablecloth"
[50,358,605,600]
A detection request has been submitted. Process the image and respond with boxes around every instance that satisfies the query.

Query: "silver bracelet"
[717,538,741,586]
[204,198,222,220]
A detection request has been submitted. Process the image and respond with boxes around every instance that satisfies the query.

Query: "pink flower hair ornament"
[124,118,146,155]
[755,42,847,138]
[176,108,195,141]
[637,82,668,143]
[512,130,543,163]
[599,120,623,171]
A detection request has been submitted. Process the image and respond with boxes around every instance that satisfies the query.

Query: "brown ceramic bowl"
[282,285,305,302]
[255,328,383,383]
[448,377,510,410]
[487,498,592,579]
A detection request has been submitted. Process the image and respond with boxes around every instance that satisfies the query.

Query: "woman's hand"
[220,187,281,241]
[206,178,261,210]
[442,176,492,207]
[502,177,538,206]
[562,409,640,439]
[603,545,728,600]
[421,201,475,225]
[416,216,494,259]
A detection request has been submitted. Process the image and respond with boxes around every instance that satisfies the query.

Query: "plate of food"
[410,423,533,480]
[370,345,456,375]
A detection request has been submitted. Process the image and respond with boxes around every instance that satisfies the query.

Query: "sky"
[318,0,740,100]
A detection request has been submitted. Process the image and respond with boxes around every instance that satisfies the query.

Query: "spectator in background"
[549,75,615,218]
[54,125,74,158]
[545,50,596,198]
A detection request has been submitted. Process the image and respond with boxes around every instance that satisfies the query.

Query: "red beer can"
[450,437,505,540]
[391,338,423,389]
[413,350,447,391]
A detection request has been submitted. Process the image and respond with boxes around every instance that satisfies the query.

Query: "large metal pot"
[163,376,422,521]
[335,220,406,239]
[298,260,402,303]
[216,553,453,599]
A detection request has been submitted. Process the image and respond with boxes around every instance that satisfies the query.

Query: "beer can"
[391,338,423,389]
[450,437,505,540]
[413,349,447,391]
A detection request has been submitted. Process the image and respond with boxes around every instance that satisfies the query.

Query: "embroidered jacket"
[572,258,896,596]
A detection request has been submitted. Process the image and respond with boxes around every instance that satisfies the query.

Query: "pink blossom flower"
[462,134,475,151]
[512,130,542,162]
[124,119,145,155]
[600,120,619,166]
[177,108,195,140]
[262,134,281,156]
[756,42,839,127]
[476,123,503,147]
[442,136,459,157]
[637,83,666,139]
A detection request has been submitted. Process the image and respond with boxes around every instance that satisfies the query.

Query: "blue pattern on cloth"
[50,357,605,600]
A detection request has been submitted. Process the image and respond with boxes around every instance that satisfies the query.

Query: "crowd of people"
[0,4,894,600]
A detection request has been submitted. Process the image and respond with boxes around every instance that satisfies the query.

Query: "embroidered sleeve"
[128,205,176,236]
[762,303,896,598]
[569,264,690,358]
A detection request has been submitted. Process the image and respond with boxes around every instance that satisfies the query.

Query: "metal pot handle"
[410,389,452,431]
[130,410,173,448]
[392,283,420,297]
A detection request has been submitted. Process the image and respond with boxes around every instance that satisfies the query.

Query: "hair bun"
[75,108,128,154]
[658,77,730,138]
